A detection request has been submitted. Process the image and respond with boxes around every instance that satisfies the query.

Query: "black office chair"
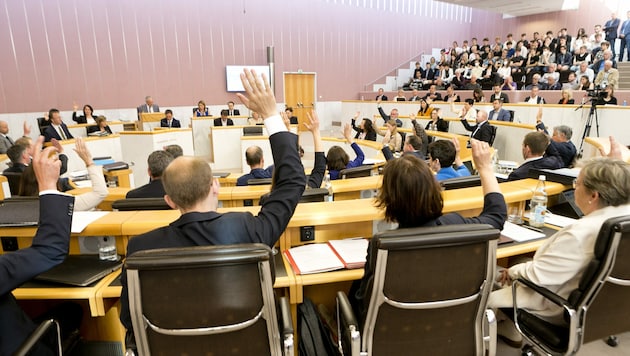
[339,165,376,179]
[508,110,515,122]
[247,178,273,186]
[337,224,500,355]
[14,319,62,356]
[111,198,171,211]
[488,125,498,146]
[125,243,293,355]
[440,175,482,190]
[2,172,23,196]
[512,215,630,355]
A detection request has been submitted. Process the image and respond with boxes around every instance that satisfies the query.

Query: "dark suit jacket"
[377,106,402,127]
[213,118,234,126]
[125,179,167,199]
[524,96,546,104]
[0,194,74,355]
[228,109,240,116]
[86,125,113,135]
[507,156,563,181]
[3,163,27,174]
[489,92,509,103]
[424,118,449,132]
[71,112,95,124]
[351,119,377,141]
[460,120,494,143]
[375,94,388,101]
[381,146,425,161]
[43,123,74,142]
[160,118,181,128]
[488,109,511,122]
[119,131,306,341]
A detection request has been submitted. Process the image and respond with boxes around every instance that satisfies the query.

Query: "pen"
[521,224,543,233]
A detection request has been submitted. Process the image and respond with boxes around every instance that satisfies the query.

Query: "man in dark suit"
[0,136,77,355]
[550,125,577,168]
[604,13,620,58]
[489,84,510,103]
[507,131,563,181]
[213,110,234,126]
[3,143,29,174]
[227,101,240,116]
[460,110,495,144]
[236,146,274,186]
[408,89,421,101]
[488,99,512,122]
[381,134,425,161]
[119,69,306,353]
[137,96,160,114]
[42,108,74,142]
[159,110,181,128]
[375,88,388,101]
[523,85,546,104]
[126,150,174,198]
[285,107,298,124]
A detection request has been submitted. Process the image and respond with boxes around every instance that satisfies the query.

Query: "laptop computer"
[0,198,39,227]
[35,255,123,287]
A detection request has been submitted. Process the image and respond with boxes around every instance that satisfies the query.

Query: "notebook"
[35,255,123,287]
[0,198,39,227]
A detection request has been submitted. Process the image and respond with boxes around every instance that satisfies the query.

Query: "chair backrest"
[508,110,515,122]
[362,224,500,355]
[440,175,481,190]
[247,178,273,186]
[488,125,497,146]
[243,126,263,136]
[339,165,375,179]
[111,198,171,211]
[299,188,329,203]
[581,215,630,343]
[2,172,23,195]
[125,243,283,355]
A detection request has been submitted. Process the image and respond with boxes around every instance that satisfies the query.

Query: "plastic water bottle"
[99,236,119,261]
[323,174,333,202]
[492,149,499,172]
[530,175,547,228]
[623,100,627,107]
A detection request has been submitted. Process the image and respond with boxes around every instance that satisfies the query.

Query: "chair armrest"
[14,319,62,356]
[336,291,361,356]
[279,296,293,335]
[513,278,570,308]
[336,291,358,329]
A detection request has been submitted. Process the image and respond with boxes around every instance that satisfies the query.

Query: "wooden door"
[283,72,316,131]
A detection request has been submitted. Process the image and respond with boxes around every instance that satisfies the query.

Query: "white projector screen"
[226,65,271,92]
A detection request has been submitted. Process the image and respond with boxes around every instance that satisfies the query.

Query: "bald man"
[236,145,275,186]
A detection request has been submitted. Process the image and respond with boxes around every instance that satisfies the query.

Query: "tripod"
[577,99,600,159]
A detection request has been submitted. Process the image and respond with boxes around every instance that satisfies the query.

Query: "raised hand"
[32,136,61,192]
[236,69,277,119]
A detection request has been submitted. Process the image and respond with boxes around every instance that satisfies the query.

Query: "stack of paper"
[501,222,546,242]
[284,238,369,275]
[328,238,369,269]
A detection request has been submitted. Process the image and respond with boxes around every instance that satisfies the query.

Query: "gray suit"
[137,104,160,114]
[0,135,13,154]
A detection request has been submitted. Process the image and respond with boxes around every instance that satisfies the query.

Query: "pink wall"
[0,0,476,113]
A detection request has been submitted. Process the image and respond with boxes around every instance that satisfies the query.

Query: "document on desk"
[501,222,546,242]
[328,238,369,269]
[71,211,109,233]
[284,244,345,275]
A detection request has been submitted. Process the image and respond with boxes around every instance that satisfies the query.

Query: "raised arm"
[73,137,107,211]
[305,110,326,188]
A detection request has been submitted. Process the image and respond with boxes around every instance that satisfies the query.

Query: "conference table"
[2,177,569,348]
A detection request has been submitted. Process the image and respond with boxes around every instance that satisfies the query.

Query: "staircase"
[618,62,630,90]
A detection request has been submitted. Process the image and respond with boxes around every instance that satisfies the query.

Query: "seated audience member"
[248,111,264,125]
[0,120,30,154]
[43,108,74,142]
[524,74,542,91]
[461,110,494,144]
[428,138,471,181]
[285,107,298,124]
[423,85,442,102]
[543,76,561,90]
[213,110,234,126]
[3,142,30,174]
[594,60,619,89]
[408,89,422,101]
[137,95,159,114]
[375,88,388,101]
[558,89,575,104]
[236,146,275,186]
[0,136,81,356]
[443,85,460,102]
[410,115,429,158]
[562,72,579,90]
[597,84,618,105]
[502,76,518,91]
[575,62,595,83]
[119,69,307,354]
[489,137,630,346]
[506,131,563,181]
[555,45,572,71]
[351,112,377,141]
[382,134,425,161]
[393,89,407,101]
[87,115,113,135]
[126,150,174,198]
[465,76,483,92]
[19,138,107,211]
[72,104,97,124]
[424,109,449,133]
[550,125,577,168]
[489,84,510,103]
[195,100,209,116]
[488,99,511,122]
[376,119,403,153]
[160,109,181,128]
[163,144,183,158]
[327,124,365,180]
[453,98,478,123]
[576,75,594,91]
[227,101,240,116]
[350,139,506,324]
[376,101,402,127]
[540,63,560,85]
[523,85,546,104]
[417,98,433,116]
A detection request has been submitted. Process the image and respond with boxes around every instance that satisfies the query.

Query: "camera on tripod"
[586,88,605,99]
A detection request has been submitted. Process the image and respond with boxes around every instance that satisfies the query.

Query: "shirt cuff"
[264,115,287,136]
[39,190,72,197]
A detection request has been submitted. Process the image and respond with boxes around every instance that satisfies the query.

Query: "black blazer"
[125,179,167,199]
[160,118,181,128]
[425,118,449,132]
[0,194,74,355]
[119,131,306,341]
[351,119,377,141]
[43,123,74,142]
[72,112,96,124]
[213,118,234,126]
[460,120,494,143]
[507,156,563,181]
[489,92,510,103]
[228,109,240,116]
[87,125,112,135]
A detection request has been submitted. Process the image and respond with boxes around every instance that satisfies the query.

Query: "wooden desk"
[67,187,130,211]
[330,175,382,200]
[103,168,133,188]
[0,174,8,200]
